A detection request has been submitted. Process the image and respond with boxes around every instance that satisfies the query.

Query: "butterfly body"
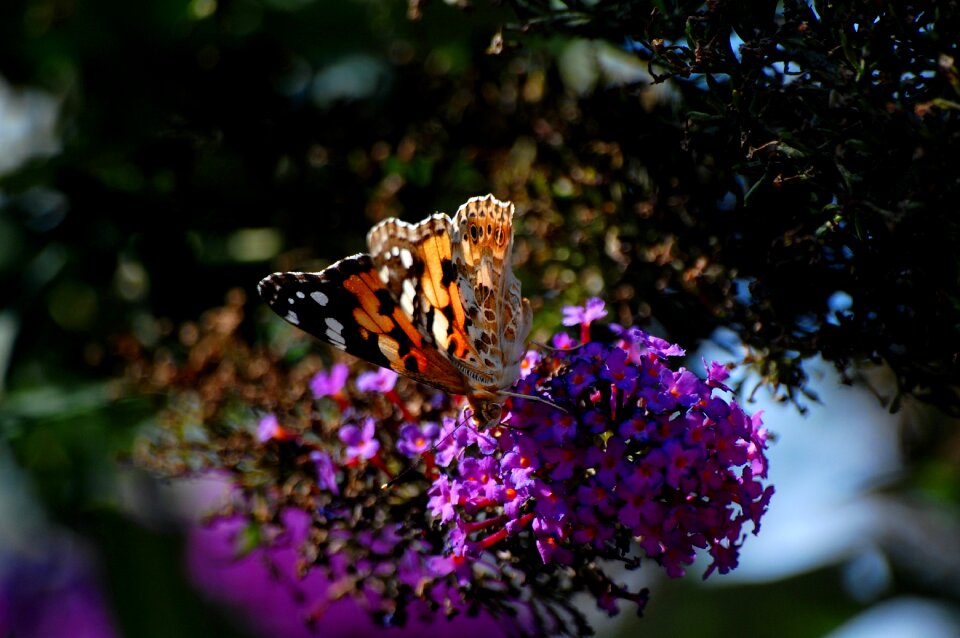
[258,195,532,427]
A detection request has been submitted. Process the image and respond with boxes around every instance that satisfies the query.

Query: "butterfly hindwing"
[451,196,532,389]
[258,255,468,395]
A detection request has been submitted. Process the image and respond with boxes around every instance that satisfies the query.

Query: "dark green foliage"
[4,1,957,412]
[498,0,960,414]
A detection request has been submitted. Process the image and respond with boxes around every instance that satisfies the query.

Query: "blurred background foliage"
[1,0,959,636]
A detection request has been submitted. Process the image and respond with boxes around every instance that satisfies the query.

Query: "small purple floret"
[339,416,380,461]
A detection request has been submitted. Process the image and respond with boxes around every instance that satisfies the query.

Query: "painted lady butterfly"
[258,194,532,427]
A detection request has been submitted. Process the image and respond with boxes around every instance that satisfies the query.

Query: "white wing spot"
[326,326,346,347]
[391,246,400,257]
[399,248,413,269]
[378,265,390,284]
[401,278,416,316]
[287,298,294,305]
[431,306,450,347]
[296,291,305,299]
[285,310,300,325]
[325,317,346,347]
[311,291,329,306]
[325,317,344,335]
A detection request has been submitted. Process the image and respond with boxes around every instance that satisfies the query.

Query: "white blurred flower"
[0,75,60,176]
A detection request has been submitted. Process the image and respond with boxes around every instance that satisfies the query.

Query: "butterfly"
[258,194,533,427]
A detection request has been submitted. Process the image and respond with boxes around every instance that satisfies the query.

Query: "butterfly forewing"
[258,256,467,395]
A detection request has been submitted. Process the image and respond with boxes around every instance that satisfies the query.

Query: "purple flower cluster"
[423,299,773,598]
[240,298,773,633]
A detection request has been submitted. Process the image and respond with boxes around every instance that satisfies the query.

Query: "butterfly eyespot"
[470,224,479,241]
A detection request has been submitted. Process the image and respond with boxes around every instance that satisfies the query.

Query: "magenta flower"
[396,422,439,457]
[519,350,541,378]
[432,416,466,467]
[310,450,340,496]
[562,298,609,343]
[310,363,349,398]
[0,539,119,638]
[703,358,733,391]
[338,417,380,461]
[627,328,686,357]
[256,413,281,442]
[541,445,581,480]
[356,368,398,393]
[534,517,573,565]
[187,510,503,638]
[458,456,504,501]
[551,332,577,349]
[561,297,608,326]
[600,347,639,394]
[426,474,461,524]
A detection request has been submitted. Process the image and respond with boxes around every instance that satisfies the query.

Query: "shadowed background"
[1,1,959,636]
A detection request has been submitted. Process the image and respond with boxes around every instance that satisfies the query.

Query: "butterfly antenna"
[530,339,587,353]
[380,460,421,490]
[380,409,474,490]
[500,390,568,413]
